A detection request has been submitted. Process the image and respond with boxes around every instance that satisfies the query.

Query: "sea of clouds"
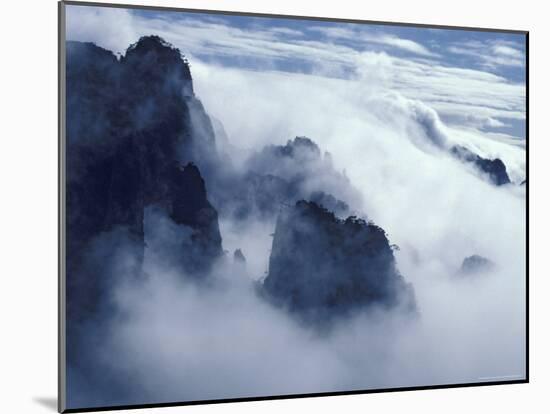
[64,5,526,407]
[79,60,527,406]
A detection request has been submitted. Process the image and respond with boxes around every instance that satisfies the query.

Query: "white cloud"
[493,44,523,58]
[308,25,439,57]
[367,34,439,57]
[269,27,305,37]
[354,51,525,138]
[448,40,525,69]
[65,5,138,54]
[190,58,526,181]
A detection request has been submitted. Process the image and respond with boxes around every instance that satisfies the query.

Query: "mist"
[72,60,526,407]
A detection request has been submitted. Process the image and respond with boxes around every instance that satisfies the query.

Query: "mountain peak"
[126,35,181,56]
[121,35,193,92]
[262,200,416,326]
[281,136,321,159]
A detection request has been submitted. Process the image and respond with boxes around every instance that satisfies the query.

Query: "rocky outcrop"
[225,137,360,220]
[262,201,416,325]
[450,145,511,186]
[247,137,330,184]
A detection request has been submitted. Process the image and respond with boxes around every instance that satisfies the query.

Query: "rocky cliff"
[66,37,223,321]
[262,201,416,325]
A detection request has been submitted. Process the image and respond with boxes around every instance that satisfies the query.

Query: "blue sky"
[66,4,526,140]
[133,9,526,82]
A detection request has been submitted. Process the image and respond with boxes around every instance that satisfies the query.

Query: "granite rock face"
[262,201,416,325]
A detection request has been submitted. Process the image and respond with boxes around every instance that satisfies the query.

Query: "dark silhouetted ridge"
[262,201,416,325]
[451,145,511,186]
[66,37,222,322]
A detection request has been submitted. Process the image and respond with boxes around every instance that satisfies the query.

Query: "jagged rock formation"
[226,136,360,220]
[262,201,416,325]
[459,255,495,275]
[450,145,511,186]
[66,37,223,321]
[247,137,335,186]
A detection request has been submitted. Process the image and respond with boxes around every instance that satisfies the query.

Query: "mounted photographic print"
[58,1,528,412]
